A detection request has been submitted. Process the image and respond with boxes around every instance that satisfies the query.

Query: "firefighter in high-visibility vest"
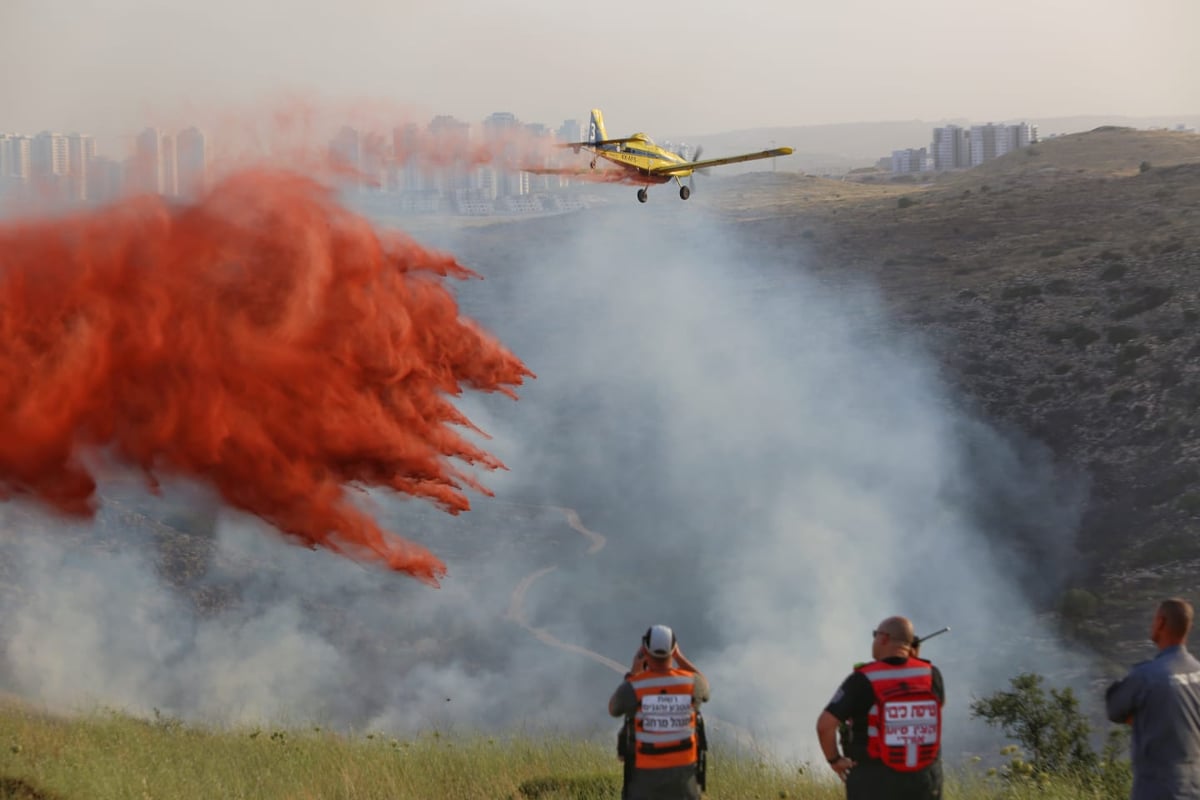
[609,624,711,800]
[816,616,945,800]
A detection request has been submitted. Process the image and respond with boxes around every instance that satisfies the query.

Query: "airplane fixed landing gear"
[637,188,648,203]
[679,185,690,200]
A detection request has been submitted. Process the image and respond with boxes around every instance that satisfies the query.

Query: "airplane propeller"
[687,145,710,196]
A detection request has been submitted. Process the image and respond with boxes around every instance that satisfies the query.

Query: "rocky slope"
[712,128,1200,646]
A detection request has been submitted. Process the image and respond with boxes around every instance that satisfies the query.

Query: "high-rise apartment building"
[932,125,971,170]
[66,133,96,201]
[161,133,178,197]
[557,119,581,144]
[176,127,208,198]
[131,127,164,194]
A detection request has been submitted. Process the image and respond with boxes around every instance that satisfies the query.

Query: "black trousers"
[845,759,942,800]
[626,766,702,800]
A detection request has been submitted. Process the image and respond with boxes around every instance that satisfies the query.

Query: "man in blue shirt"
[1106,598,1200,800]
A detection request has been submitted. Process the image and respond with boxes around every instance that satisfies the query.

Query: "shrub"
[1178,493,1200,515]
[1100,263,1128,281]
[1105,326,1139,345]
[1139,160,1152,173]
[897,196,916,209]
[1026,386,1055,403]
[1045,324,1100,348]
[971,672,1131,798]
[1002,284,1043,300]
[971,673,1097,776]
[1059,588,1100,620]
[1113,286,1172,320]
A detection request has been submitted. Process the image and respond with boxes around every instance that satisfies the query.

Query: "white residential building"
[932,125,971,170]
[892,147,933,173]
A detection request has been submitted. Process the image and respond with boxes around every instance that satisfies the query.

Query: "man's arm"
[609,681,636,718]
[1105,669,1141,724]
[674,645,701,675]
[816,710,843,760]
[818,674,866,781]
[692,672,711,704]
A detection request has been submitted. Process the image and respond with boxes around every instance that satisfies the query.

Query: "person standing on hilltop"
[608,624,710,800]
[816,616,945,800]
[1106,598,1200,800]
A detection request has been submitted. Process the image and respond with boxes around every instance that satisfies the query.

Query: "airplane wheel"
[590,159,597,169]
[679,185,691,200]
[637,188,648,203]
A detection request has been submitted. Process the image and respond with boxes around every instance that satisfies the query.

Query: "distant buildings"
[891,147,933,173]
[968,122,1037,166]
[1,111,587,217]
[890,120,1040,174]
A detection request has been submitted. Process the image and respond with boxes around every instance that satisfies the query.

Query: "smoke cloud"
[0,182,1089,761]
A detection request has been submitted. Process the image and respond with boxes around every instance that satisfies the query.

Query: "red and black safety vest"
[630,668,698,769]
[855,658,942,772]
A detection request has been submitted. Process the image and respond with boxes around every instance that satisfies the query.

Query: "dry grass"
[0,698,1132,799]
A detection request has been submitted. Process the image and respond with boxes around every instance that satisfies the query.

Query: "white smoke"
[0,196,1089,762]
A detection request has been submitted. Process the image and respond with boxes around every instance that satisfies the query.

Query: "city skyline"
[2,0,1196,143]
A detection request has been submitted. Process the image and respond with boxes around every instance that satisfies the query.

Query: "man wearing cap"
[1106,598,1200,800]
[609,624,711,800]
[816,616,945,800]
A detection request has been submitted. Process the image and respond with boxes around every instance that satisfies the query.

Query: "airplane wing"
[556,138,641,149]
[648,147,794,176]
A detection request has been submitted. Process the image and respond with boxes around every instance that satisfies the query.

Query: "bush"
[1113,286,1172,320]
[1060,588,1100,620]
[1045,324,1100,348]
[898,196,916,209]
[971,673,1096,776]
[1139,160,1152,173]
[1105,326,1139,345]
[1002,284,1043,300]
[971,673,1132,798]
[1099,263,1128,281]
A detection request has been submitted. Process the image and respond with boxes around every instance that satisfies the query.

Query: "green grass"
[0,702,1124,799]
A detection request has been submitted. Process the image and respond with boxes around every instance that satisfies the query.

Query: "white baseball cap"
[644,624,676,658]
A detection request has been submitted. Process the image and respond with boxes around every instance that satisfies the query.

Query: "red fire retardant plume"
[0,169,533,584]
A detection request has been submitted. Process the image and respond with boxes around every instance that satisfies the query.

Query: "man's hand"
[630,645,648,674]
[829,756,855,781]
[674,645,700,674]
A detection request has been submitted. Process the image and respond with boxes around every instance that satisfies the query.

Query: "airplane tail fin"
[587,109,607,145]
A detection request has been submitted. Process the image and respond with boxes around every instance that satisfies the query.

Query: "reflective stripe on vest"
[855,658,941,772]
[632,667,698,769]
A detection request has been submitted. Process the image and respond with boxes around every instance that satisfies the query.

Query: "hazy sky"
[2,0,1197,143]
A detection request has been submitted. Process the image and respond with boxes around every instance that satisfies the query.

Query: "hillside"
[704,128,1200,646]
[668,115,1200,174]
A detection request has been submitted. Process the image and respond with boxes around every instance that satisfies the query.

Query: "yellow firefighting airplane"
[529,109,794,204]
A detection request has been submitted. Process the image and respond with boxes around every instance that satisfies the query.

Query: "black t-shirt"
[824,657,945,762]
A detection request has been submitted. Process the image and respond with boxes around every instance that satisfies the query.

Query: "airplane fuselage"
[592,134,691,183]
